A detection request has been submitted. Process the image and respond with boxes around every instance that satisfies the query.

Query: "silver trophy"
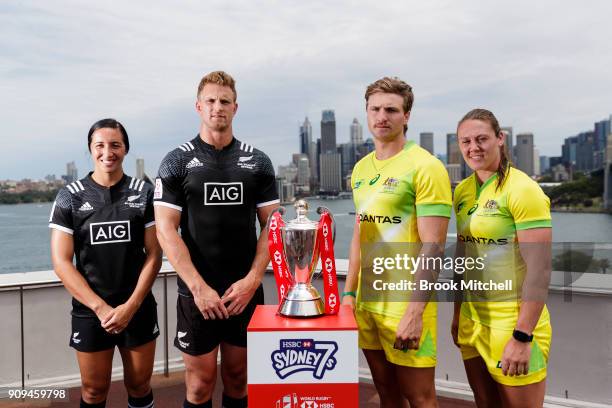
[270,199,335,317]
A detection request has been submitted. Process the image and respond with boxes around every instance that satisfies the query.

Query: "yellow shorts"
[458,314,551,386]
[355,307,437,367]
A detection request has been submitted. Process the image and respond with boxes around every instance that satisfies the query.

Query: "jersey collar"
[194,134,237,151]
[474,172,498,199]
[85,171,128,191]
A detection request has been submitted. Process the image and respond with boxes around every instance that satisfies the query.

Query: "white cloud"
[1,0,611,178]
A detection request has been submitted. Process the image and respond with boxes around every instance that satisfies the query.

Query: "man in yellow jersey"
[342,77,452,408]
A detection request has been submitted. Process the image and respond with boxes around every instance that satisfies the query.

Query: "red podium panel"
[248,305,359,407]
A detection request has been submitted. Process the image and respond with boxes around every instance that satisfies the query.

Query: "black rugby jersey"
[154,136,279,297]
[49,173,155,317]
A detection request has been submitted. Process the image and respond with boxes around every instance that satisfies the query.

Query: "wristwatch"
[512,329,534,343]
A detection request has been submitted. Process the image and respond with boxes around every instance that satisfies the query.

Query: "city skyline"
[2,2,612,179]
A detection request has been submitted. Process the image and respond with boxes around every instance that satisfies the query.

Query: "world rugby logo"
[271,339,338,380]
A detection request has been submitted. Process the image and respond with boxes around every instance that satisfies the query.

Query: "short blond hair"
[365,76,414,113]
[197,71,237,101]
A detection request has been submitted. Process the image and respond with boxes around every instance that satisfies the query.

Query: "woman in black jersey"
[49,119,162,408]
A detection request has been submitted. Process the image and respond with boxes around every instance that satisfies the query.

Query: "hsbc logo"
[274,250,283,265]
[269,216,278,231]
[204,182,243,206]
[90,221,131,245]
[324,258,333,273]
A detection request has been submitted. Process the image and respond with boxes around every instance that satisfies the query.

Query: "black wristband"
[512,329,534,343]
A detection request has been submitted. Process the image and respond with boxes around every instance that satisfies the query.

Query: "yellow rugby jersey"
[453,167,551,329]
[352,141,452,317]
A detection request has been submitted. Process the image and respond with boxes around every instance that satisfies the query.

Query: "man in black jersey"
[154,71,279,408]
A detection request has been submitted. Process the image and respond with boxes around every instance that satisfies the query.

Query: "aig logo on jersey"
[90,221,131,245]
[204,182,243,206]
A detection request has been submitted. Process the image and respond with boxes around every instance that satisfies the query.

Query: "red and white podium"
[248,305,359,407]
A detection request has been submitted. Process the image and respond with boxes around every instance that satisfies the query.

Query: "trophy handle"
[266,206,285,230]
[316,206,336,245]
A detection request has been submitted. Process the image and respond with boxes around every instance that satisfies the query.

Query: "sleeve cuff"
[257,199,280,208]
[49,223,74,235]
[515,219,552,230]
[144,221,156,228]
[153,201,183,212]
[416,203,452,218]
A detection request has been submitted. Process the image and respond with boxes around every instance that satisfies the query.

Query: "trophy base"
[279,298,325,317]
[278,283,325,317]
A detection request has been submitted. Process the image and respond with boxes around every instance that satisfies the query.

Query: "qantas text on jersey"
[89,220,131,245]
[204,182,243,205]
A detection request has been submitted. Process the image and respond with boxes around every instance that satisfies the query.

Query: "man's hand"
[501,338,531,376]
[221,275,258,316]
[394,308,423,351]
[194,285,229,320]
[94,303,114,329]
[101,303,137,334]
[341,295,356,314]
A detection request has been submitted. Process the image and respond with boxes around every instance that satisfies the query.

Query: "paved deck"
[2,371,476,407]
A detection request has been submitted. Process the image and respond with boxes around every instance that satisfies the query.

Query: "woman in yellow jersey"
[452,109,552,407]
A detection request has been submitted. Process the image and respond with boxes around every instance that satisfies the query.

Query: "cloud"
[1,0,611,178]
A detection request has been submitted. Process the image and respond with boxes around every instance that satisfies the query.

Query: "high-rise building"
[299,117,312,156]
[540,156,550,174]
[310,140,318,184]
[319,110,340,192]
[533,148,540,176]
[593,118,610,169]
[321,110,336,153]
[350,118,363,145]
[339,143,356,182]
[515,133,535,176]
[501,126,513,162]
[446,164,462,184]
[296,157,310,188]
[65,161,78,183]
[446,133,461,165]
[419,132,434,154]
[319,153,341,193]
[278,164,298,184]
[136,158,145,180]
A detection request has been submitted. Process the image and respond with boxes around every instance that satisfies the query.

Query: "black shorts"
[69,297,159,352]
[174,286,264,356]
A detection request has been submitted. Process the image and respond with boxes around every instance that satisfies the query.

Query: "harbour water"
[1,200,612,274]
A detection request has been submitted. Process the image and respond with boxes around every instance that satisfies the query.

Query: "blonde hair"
[197,71,237,101]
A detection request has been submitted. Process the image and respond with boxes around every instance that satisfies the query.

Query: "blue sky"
[1,1,611,179]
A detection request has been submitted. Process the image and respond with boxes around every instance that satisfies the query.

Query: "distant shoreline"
[551,207,611,214]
